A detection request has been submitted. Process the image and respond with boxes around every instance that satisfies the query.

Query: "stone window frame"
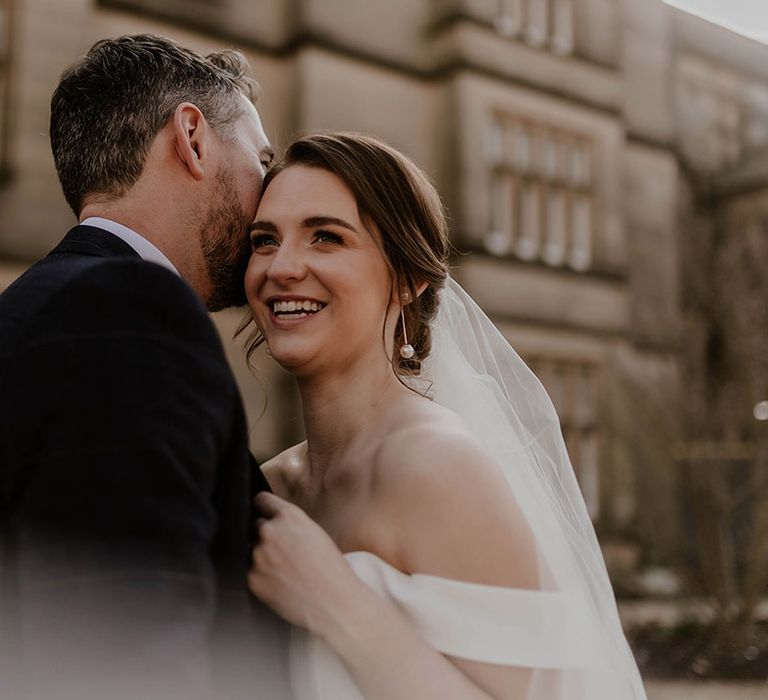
[494,0,575,57]
[486,110,597,271]
[526,355,602,521]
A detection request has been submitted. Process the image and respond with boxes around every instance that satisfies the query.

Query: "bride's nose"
[266,240,308,284]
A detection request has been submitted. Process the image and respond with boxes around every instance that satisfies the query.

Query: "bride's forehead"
[269,165,354,201]
[261,167,383,233]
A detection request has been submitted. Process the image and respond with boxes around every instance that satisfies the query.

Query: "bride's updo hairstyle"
[245,132,450,374]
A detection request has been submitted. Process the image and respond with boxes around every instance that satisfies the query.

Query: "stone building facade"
[1,0,767,577]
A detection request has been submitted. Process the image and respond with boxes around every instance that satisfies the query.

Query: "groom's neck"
[79,198,209,302]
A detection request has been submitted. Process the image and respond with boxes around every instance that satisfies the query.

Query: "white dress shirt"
[80,216,180,277]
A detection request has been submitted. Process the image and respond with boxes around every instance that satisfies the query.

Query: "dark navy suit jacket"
[0,225,289,699]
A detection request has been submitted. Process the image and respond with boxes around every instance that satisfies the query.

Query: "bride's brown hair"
[239,132,450,374]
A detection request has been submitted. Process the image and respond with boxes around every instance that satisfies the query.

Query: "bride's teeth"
[272,299,324,314]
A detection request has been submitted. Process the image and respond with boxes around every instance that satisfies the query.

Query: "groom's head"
[50,34,273,310]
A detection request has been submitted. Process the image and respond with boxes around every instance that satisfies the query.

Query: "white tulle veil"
[416,277,647,699]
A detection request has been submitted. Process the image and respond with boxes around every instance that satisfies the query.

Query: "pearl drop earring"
[399,307,415,360]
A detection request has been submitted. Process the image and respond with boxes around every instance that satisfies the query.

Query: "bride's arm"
[249,491,495,700]
[249,426,538,700]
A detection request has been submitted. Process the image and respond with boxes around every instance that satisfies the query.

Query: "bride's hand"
[248,492,365,635]
[249,494,497,700]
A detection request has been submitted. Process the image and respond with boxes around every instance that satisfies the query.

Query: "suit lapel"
[50,225,141,260]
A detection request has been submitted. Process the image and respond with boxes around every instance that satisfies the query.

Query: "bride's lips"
[264,295,326,329]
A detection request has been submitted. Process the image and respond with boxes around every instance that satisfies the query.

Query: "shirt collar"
[80,217,180,277]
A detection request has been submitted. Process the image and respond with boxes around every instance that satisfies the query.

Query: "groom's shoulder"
[65,258,224,349]
[2,255,219,352]
[77,255,199,305]
[4,251,194,310]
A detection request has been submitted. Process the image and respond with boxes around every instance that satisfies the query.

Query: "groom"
[0,35,289,699]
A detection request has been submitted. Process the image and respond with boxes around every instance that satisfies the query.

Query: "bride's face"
[245,165,397,375]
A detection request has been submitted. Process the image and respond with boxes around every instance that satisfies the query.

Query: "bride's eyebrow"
[249,217,359,235]
[302,216,358,233]
[250,221,277,233]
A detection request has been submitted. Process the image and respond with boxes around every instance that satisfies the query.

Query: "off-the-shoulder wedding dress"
[288,280,647,700]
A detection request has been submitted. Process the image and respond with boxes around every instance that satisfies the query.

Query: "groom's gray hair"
[50,34,259,216]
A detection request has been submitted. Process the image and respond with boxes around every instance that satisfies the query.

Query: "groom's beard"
[200,167,251,312]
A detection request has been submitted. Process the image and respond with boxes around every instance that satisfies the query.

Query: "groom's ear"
[172,102,208,181]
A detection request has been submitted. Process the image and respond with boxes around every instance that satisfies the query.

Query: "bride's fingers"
[254,516,269,538]
[254,490,289,517]
[246,564,270,598]
[253,516,282,555]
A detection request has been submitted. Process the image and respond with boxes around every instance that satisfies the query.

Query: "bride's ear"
[404,281,428,303]
[394,280,428,306]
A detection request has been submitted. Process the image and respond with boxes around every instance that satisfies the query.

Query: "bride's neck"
[297,362,408,475]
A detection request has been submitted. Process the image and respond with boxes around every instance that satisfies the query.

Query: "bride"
[241,132,647,700]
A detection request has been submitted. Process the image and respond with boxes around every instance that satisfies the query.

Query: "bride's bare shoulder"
[261,441,308,499]
[373,398,537,586]
[374,399,503,496]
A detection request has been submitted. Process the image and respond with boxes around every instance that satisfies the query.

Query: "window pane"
[486,173,515,255]
[517,182,541,260]
[568,142,590,187]
[570,195,592,271]
[572,366,595,428]
[487,118,505,164]
[551,0,574,56]
[556,138,571,182]
[530,129,547,178]
[525,0,549,47]
[542,134,558,180]
[512,123,531,172]
[495,0,524,37]
[543,188,566,266]
[521,357,601,523]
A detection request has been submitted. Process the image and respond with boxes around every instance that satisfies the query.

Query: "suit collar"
[51,225,141,260]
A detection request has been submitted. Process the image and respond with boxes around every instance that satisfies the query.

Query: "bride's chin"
[267,347,315,374]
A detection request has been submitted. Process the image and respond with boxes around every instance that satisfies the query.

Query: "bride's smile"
[245,164,398,375]
[267,296,327,326]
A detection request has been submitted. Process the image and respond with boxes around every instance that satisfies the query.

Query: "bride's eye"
[251,233,279,250]
[314,230,344,245]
